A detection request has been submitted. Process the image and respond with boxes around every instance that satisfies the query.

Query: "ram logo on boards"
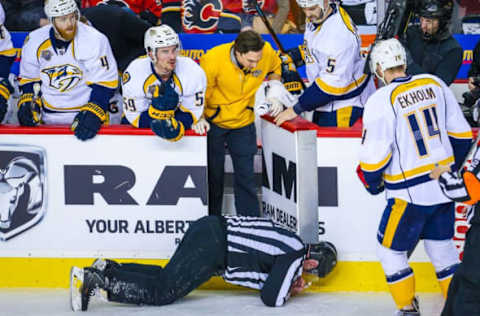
[0,145,46,241]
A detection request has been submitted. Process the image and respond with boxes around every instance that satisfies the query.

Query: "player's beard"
[57,24,76,42]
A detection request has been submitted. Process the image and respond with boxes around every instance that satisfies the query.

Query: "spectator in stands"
[83,0,161,25]
[401,0,463,85]
[82,4,150,71]
[341,0,377,25]
[200,30,285,217]
[0,0,49,31]
[161,0,291,34]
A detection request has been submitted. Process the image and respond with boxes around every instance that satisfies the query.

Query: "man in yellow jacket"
[199,30,282,216]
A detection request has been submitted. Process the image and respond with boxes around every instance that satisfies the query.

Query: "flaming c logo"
[182,0,223,33]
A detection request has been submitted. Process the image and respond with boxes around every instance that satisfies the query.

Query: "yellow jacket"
[200,41,281,129]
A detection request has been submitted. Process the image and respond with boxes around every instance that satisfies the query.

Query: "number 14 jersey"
[359,74,472,205]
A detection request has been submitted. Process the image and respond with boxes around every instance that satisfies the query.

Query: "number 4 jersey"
[359,74,472,205]
[19,22,118,124]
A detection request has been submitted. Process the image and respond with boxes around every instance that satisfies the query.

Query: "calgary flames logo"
[42,64,83,93]
[183,0,223,33]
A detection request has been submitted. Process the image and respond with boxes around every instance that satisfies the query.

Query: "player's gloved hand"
[285,46,305,68]
[150,79,179,112]
[17,93,42,126]
[281,67,304,96]
[71,102,108,141]
[192,117,210,135]
[356,164,384,195]
[0,78,13,123]
[151,116,185,142]
[148,80,184,141]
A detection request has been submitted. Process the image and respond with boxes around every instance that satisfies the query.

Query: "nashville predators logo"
[41,64,83,92]
[183,0,223,33]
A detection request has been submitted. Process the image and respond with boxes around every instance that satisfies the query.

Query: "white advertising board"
[0,133,208,258]
[261,119,319,244]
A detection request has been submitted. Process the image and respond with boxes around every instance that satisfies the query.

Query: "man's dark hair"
[233,30,265,54]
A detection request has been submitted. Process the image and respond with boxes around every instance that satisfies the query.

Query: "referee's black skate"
[70,266,106,311]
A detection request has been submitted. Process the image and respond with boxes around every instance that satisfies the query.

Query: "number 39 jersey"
[359,74,472,205]
[19,22,118,124]
[122,55,206,128]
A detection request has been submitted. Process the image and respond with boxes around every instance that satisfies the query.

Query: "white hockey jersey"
[302,4,374,112]
[0,3,15,66]
[359,74,472,205]
[19,22,118,125]
[122,55,206,128]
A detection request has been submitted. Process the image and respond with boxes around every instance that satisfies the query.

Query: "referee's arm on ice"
[260,249,306,307]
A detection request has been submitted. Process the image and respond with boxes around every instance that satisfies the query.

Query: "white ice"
[0,289,445,316]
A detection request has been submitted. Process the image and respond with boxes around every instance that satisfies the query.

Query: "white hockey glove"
[192,117,210,135]
[266,80,298,108]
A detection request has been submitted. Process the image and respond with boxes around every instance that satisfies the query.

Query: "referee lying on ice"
[70,215,337,311]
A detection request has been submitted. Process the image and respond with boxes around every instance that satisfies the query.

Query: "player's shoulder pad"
[175,56,207,89]
[76,22,109,45]
[0,3,5,25]
[122,56,150,85]
[24,25,51,48]
[363,88,393,120]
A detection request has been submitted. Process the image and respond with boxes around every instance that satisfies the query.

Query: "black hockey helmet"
[305,241,337,278]
[416,0,453,40]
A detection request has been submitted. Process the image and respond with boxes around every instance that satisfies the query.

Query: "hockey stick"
[250,0,306,90]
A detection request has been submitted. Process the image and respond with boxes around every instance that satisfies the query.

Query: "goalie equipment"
[369,38,407,84]
[305,241,337,278]
[144,25,181,63]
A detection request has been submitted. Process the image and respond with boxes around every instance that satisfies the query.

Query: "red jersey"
[82,0,162,18]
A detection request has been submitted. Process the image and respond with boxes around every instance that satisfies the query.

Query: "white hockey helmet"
[44,0,79,19]
[296,0,325,10]
[369,38,406,77]
[144,25,180,61]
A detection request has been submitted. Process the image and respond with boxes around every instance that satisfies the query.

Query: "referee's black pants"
[441,220,480,315]
[103,216,227,306]
[207,123,260,217]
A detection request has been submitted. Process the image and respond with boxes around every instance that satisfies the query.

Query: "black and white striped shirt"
[222,216,306,307]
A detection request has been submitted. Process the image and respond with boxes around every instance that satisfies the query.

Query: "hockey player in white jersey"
[0,3,15,124]
[17,0,118,140]
[274,0,374,127]
[122,25,207,142]
[357,38,472,316]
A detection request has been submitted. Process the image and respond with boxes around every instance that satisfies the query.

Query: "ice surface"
[0,289,445,316]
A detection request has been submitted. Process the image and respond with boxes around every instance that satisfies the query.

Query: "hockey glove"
[150,79,179,112]
[285,46,305,68]
[17,93,42,126]
[356,164,385,195]
[281,67,304,96]
[151,116,185,142]
[0,78,13,123]
[71,102,108,141]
